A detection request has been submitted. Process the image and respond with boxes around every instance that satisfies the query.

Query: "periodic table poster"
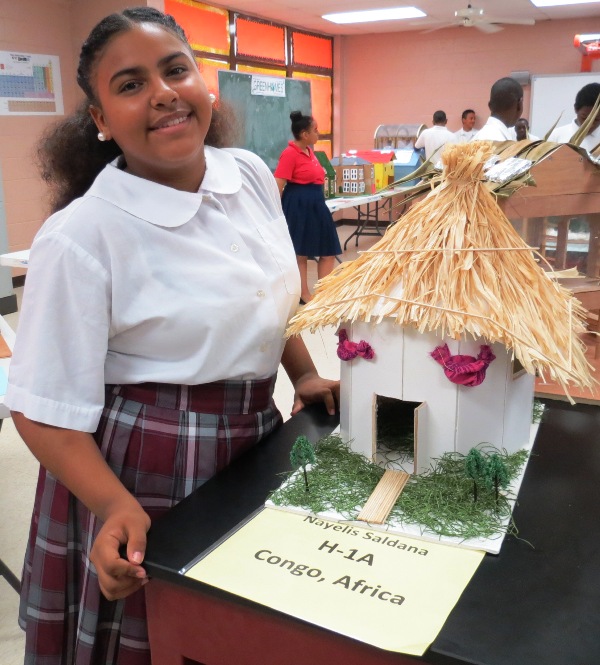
[0,51,63,116]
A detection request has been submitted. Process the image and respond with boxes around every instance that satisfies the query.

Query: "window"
[168,1,333,150]
[235,16,285,63]
[293,72,332,135]
[165,0,229,54]
[292,31,333,69]
[196,57,229,97]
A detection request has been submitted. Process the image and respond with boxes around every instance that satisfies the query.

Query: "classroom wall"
[0,0,73,263]
[0,0,135,270]
[336,18,600,153]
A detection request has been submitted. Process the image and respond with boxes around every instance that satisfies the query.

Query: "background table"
[0,250,29,269]
[0,314,15,420]
[326,188,411,250]
[144,399,600,665]
[0,314,20,593]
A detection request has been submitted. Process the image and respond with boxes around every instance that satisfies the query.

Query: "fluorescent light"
[322,6,426,24]
[575,33,600,43]
[531,0,600,7]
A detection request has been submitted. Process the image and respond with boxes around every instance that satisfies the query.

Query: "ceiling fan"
[423,4,535,34]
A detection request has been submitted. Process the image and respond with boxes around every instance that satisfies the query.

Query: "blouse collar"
[87,146,242,228]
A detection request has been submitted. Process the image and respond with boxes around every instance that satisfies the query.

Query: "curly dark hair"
[38,6,235,213]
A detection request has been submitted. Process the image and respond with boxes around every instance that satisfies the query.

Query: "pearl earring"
[97,132,106,142]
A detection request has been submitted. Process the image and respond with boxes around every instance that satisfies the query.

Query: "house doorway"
[374,395,423,473]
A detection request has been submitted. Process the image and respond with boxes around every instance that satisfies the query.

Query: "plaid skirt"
[18,377,282,665]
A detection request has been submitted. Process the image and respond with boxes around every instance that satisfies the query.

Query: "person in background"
[454,109,477,143]
[474,77,523,141]
[512,117,539,141]
[274,111,342,304]
[548,82,600,152]
[5,8,339,665]
[414,110,456,161]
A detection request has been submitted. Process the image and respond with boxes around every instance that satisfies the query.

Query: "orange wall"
[336,18,600,153]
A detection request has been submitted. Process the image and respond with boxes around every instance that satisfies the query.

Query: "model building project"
[276,141,595,552]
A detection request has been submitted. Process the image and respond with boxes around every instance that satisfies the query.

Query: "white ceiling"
[208,0,600,36]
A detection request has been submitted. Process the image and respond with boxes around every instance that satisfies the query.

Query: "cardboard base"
[267,423,539,555]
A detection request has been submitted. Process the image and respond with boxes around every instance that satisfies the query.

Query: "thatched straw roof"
[287,141,594,396]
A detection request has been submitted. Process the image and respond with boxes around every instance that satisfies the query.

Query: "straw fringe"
[287,141,595,396]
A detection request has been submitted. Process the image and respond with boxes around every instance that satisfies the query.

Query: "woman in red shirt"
[275,111,341,304]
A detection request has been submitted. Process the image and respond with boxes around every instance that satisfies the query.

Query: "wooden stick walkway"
[357,469,410,524]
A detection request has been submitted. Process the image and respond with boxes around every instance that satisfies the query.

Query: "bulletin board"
[218,70,312,171]
[529,72,600,139]
[0,51,63,116]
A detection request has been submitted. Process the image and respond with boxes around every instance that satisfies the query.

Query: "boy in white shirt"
[474,78,523,142]
[414,110,456,161]
[548,83,600,152]
[454,109,477,143]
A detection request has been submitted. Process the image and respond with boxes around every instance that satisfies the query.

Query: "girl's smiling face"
[89,23,212,191]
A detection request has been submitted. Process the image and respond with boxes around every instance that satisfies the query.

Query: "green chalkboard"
[218,71,312,171]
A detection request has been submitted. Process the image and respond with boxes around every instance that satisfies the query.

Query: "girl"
[274,111,342,303]
[6,8,338,664]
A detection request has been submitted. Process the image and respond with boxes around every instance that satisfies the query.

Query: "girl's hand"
[90,504,151,600]
[10,413,152,600]
[291,373,340,416]
[281,336,339,417]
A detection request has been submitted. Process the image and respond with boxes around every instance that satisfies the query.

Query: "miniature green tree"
[465,448,486,502]
[290,436,316,492]
[483,454,510,506]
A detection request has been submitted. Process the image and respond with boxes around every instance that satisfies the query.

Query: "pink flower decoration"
[430,343,496,387]
[356,340,375,360]
[337,329,375,361]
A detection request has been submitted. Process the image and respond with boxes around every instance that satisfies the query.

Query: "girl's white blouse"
[5,147,301,432]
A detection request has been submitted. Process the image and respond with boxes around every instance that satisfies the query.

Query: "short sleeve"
[273,147,296,181]
[5,231,111,432]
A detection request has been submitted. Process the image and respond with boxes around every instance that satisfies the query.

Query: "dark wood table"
[144,400,600,665]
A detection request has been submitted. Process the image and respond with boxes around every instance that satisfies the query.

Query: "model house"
[333,320,534,474]
[288,142,594,474]
[329,155,375,196]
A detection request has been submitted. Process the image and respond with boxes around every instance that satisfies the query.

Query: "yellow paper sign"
[186,507,485,655]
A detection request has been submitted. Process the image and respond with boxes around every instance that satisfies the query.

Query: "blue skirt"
[282,183,342,257]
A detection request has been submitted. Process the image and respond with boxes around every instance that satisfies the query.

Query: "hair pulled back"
[38,6,234,213]
[290,111,314,140]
